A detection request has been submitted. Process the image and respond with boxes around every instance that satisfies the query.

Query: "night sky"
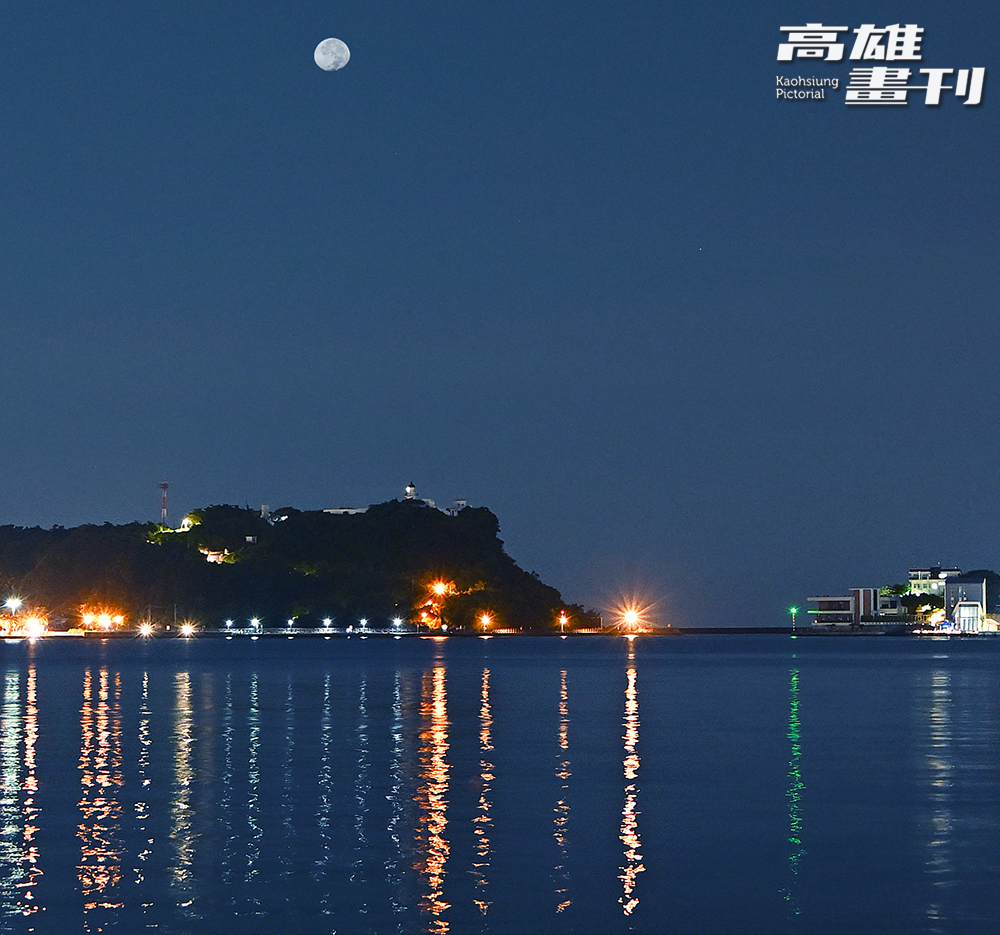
[3,2,998,626]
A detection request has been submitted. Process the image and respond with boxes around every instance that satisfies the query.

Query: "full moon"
[314,38,350,71]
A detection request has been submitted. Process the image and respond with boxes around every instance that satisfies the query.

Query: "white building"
[908,566,962,596]
[953,601,985,632]
[945,577,986,631]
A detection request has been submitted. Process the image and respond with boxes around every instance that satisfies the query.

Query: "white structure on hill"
[323,483,469,516]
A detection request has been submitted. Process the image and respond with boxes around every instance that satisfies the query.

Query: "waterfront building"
[807,594,855,627]
[807,588,886,628]
[944,575,986,631]
[878,594,904,615]
[908,565,962,596]
[952,601,985,631]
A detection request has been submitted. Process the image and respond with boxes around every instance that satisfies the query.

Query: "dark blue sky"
[3,2,998,625]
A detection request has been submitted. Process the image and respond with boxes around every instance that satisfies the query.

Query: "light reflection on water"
[282,675,297,885]
[134,670,151,871]
[923,669,954,933]
[246,671,261,895]
[21,666,41,918]
[471,667,493,914]
[0,638,997,934]
[553,668,571,913]
[316,671,335,913]
[351,673,370,915]
[386,669,406,918]
[618,645,643,915]
[0,670,22,917]
[416,664,450,932]
[781,665,805,917]
[170,671,195,913]
[78,667,124,917]
[1,666,42,919]
[220,671,235,890]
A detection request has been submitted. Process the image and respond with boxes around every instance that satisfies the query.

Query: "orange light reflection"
[471,667,493,914]
[19,665,42,916]
[619,652,644,915]
[77,668,125,911]
[415,665,450,931]
[554,668,571,913]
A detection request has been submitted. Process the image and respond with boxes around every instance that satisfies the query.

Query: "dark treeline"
[0,499,600,631]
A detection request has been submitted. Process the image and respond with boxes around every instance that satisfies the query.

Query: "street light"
[559,611,568,634]
[429,581,454,630]
[4,598,23,615]
[480,613,491,634]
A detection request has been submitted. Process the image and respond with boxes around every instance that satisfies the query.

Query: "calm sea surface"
[0,634,997,935]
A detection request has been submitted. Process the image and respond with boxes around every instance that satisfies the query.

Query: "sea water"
[0,634,997,935]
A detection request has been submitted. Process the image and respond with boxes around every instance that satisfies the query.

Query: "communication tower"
[159,483,169,524]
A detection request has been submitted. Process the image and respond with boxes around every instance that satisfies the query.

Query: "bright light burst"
[23,615,47,639]
[612,596,658,633]
[80,606,127,631]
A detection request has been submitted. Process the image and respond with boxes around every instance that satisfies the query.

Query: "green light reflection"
[781,666,805,916]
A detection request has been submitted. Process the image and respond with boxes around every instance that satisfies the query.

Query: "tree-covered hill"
[0,500,599,631]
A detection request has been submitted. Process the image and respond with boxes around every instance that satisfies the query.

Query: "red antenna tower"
[159,483,169,524]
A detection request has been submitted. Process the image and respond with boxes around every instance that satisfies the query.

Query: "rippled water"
[0,634,997,934]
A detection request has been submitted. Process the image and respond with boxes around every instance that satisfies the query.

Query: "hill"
[0,499,599,631]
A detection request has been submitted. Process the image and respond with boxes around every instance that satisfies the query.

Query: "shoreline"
[6,625,996,641]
